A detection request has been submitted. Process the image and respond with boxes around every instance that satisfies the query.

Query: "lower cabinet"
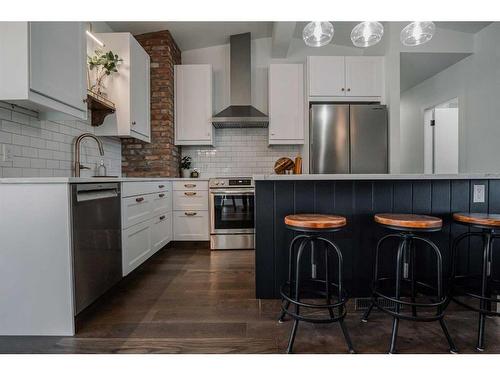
[151,212,172,252]
[122,219,152,276]
[173,211,209,241]
[121,181,173,276]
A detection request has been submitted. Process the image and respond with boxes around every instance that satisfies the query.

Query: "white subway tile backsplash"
[181,128,301,177]
[0,105,122,178]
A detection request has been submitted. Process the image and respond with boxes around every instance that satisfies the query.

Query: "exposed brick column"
[121,30,181,177]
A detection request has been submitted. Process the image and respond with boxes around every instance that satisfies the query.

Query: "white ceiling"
[108,21,492,51]
[400,52,472,93]
[107,22,273,51]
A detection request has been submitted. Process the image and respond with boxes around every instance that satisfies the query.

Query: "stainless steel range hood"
[211,33,268,128]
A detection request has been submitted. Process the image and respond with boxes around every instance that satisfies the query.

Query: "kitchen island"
[254,174,500,299]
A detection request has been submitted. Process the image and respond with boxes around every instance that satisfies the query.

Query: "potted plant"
[87,49,123,97]
[181,156,192,178]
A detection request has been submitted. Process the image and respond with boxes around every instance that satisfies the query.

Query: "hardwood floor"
[0,243,499,354]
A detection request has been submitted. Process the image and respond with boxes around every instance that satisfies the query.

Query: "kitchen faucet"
[74,133,104,177]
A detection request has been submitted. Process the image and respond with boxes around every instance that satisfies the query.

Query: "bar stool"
[362,213,457,354]
[451,212,500,351]
[278,214,354,354]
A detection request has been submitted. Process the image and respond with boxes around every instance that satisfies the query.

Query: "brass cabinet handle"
[184,212,197,216]
[184,191,197,196]
[184,184,196,188]
[159,193,165,198]
[159,215,166,221]
[135,197,144,203]
[158,184,165,188]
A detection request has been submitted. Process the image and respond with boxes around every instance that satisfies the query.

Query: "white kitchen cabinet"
[173,190,209,211]
[121,180,172,276]
[307,56,383,98]
[268,64,304,144]
[172,179,209,241]
[0,22,87,119]
[122,219,152,276]
[151,213,172,252]
[173,211,210,241]
[345,57,383,97]
[94,33,151,142]
[308,56,345,97]
[174,65,213,145]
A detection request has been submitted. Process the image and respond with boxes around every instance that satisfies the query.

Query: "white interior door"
[434,107,459,174]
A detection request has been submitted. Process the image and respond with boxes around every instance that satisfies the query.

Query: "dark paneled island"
[254,174,500,299]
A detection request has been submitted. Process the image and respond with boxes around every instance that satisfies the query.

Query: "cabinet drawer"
[152,191,172,215]
[173,211,209,241]
[122,219,152,276]
[173,180,208,191]
[173,190,208,211]
[151,213,172,253]
[122,194,153,228]
[122,181,170,197]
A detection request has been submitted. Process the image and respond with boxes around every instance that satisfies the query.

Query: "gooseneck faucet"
[74,133,104,177]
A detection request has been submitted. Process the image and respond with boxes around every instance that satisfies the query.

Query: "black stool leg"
[286,238,307,354]
[279,235,307,323]
[409,239,418,317]
[477,231,492,352]
[416,235,458,353]
[389,237,405,354]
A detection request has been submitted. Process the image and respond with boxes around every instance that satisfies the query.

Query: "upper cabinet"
[0,22,87,119]
[268,64,304,145]
[174,64,213,146]
[308,56,383,98]
[94,33,151,142]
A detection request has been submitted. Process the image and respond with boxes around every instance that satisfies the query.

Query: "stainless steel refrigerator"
[310,103,388,174]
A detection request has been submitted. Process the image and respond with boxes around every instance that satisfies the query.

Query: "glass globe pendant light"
[351,21,384,48]
[400,21,436,46]
[303,22,334,47]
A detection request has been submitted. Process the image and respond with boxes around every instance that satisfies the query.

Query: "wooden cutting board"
[274,157,295,174]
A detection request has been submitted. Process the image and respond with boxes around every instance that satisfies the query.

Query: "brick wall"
[121,30,181,177]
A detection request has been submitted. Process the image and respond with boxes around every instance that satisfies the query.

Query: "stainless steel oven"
[209,177,255,250]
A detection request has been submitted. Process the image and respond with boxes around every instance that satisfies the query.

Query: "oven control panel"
[209,177,254,188]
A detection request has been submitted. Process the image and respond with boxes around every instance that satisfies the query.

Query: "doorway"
[424,98,459,174]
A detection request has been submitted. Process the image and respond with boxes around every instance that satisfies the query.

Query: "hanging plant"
[87,49,123,96]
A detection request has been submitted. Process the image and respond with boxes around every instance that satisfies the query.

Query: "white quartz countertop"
[253,173,500,181]
[0,177,209,184]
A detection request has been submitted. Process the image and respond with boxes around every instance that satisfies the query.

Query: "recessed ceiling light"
[400,21,436,46]
[351,22,384,48]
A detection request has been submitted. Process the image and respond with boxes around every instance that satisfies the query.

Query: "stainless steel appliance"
[211,33,268,128]
[209,177,255,250]
[71,183,122,315]
[310,103,388,174]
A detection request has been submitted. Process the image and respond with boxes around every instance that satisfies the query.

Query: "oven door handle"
[210,190,255,196]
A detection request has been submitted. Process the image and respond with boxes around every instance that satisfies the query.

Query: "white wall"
[0,104,122,178]
[400,23,500,173]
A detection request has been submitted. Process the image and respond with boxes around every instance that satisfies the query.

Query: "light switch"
[473,184,485,203]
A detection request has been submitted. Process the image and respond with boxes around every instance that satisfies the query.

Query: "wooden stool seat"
[284,214,346,230]
[453,212,500,227]
[374,213,442,230]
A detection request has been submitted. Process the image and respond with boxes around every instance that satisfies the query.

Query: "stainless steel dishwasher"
[71,183,122,315]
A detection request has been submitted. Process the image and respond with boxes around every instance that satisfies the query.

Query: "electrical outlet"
[1,144,14,162]
[473,184,485,203]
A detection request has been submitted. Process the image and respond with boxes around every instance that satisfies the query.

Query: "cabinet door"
[173,211,209,241]
[269,64,304,144]
[308,56,345,96]
[29,22,86,112]
[122,219,152,276]
[122,194,153,229]
[175,65,212,145]
[173,190,209,211]
[130,37,151,139]
[345,57,383,97]
[151,213,172,253]
[152,191,172,215]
